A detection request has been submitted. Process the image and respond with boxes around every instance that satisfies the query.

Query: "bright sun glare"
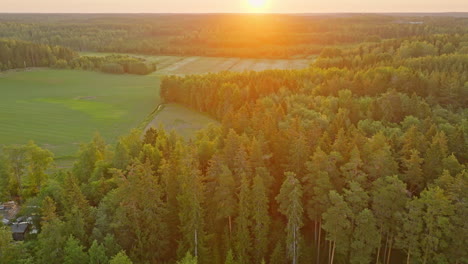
[248,0,267,9]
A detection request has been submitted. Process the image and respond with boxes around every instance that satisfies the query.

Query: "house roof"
[11,222,29,234]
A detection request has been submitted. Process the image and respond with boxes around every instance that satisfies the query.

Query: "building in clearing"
[11,222,29,241]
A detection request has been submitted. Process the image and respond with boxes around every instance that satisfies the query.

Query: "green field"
[0,54,312,159]
[0,69,159,158]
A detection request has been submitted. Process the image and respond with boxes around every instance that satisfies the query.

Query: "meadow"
[0,54,311,159]
[0,69,159,158]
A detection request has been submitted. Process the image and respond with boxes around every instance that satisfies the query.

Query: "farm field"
[0,54,312,160]
[0,69,159,158]
[80,52,314,75]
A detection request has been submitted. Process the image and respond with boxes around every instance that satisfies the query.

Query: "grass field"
[0,69,159,158]
[0,54,312,160]
[144,104,218,139]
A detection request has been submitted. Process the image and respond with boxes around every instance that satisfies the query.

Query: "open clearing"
[80,52,314,75]
[144,104,218,139]
[0,69,159,158]
[0,54,312,159]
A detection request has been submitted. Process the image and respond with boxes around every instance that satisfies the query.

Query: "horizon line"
[1,11,467,14]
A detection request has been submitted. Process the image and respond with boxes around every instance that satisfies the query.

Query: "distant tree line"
[0,39,156,75]
[64,55,156,75]
[0,38,76,71]
[0,14,467,58]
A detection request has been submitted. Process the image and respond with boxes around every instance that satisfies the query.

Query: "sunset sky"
[1,0,467,13]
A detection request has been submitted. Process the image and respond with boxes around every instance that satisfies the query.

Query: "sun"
[248,0,267,9]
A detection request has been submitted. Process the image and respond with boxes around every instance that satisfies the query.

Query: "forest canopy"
[0,13,467,264]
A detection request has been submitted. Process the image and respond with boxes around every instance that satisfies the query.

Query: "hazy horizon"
[2,0,467,13]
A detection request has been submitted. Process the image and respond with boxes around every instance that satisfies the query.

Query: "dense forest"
[0,14,467,264]
[1,14,468,58]
[0,39,155,74]
[0,38,76,70]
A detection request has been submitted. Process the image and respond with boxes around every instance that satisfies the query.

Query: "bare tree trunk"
[328,240,332,264]
[330,241,336,264]
[406,249,411,264]
[293,225,297,264]
[316,220,321,264]
[386,237,393,264]
[314,220,318,245]
[383,235,389,264]
[194,229,198,257]
[228,216,232,238]
[375,229,383,264]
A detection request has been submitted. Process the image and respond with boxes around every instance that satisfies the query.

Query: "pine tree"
[109,251,133,264]
[350,209,380,264]
[0,226,17,263]
[177,252,198,264]
[225,249,237,264]
[213,165,236,238]
[423,131,448,181]
[397,196,424,264]
[177,155,205,260]
[402,149,424,194]
[112,141,129,170]
[40,196,58,226]
[305,161,333,264]
[234,173,252,264]
[115,160,168,263]
[270,240,287,264]
[321,191,352,264]
[63,235,89,264]
[417,187,454,264]
[371,176,408,264]
[89,240,109,264]
[251,174,270,263]
[287,135,310,179]
[363,133,398,182]
[276,172,304,264]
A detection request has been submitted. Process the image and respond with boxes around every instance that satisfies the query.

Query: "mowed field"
[151,56,312,75]
[0,69,159,158]
[81,52,314,75]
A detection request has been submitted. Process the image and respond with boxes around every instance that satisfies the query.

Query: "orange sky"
[1,0,467,13]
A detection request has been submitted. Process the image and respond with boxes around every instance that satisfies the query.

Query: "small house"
[11,222,29,241]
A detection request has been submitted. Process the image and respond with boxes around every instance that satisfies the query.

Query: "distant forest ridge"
[0,13,467,58]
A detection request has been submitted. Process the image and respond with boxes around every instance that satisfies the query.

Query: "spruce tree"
[276,172,304,264]
[234,173,252,264]
[251,174,270,264]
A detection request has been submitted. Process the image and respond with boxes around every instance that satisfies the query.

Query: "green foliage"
[0,38,76,71]
[177,252,198,264]
[398,41,438,58]
[1,141,53,200]
[63,235,88,264]
[276,172,303,264]
[89,240,109,264]
[109,251,133,264]
[350,209,380,264]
